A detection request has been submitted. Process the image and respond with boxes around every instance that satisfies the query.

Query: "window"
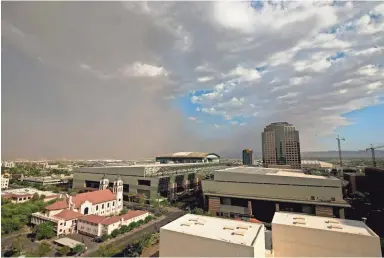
[113,201,115,206]
[107,203,110,208]
[138,180,151,186]
[102,204,104,209]
[96,205,99,211]
[59,229,62,232]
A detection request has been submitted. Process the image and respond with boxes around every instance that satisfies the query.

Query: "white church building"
[31,175,124,236]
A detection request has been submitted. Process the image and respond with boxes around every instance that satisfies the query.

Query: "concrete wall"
[159,228,260,257]
[272,223,382,257]
[78,220,101,237]
[202,180,344,203]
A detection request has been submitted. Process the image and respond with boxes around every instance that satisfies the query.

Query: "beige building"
[1,176,9,189]
[31,209,83,235]
[262,122,301,169]
[202,166,350,222]
[73,161,228,201]
[160,214,266,257]
[78,210,149,237]
[2,188,62,203]
[272,212,382,257]
[301,160,334,169]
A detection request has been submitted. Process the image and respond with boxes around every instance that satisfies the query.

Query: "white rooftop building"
[160,214,265,257]
[272,212,382,257]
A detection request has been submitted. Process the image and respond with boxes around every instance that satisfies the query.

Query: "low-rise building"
[160,214,265,257]
[155,152,220,164]
[31,175,124,236]
[202,166,350,222]
[1,176,9,189]
[301,160,334,169]
[1,161,15,168]
[272,212,382,257]
[1,188,62,203]
[20,175,73,187]
[78,210,149,237]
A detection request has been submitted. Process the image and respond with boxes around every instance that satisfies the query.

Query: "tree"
[111,228,120,238]
[9,234,28,256]
[150,197,159,209]
[120,225,130,234]
[58,246,71,256]
[129,221,138,230]
[31,193,40,201]
[193,208,204,215]
[123,241,143,257]
[35,222,55,240]
[100,233,110,242]
[34,241,52,257]
[137,219,144,226]
[137,194,146,207]
[120,207,128,215]
[72,244,86,255]
[97,243,120,257]
[144,215,153,223]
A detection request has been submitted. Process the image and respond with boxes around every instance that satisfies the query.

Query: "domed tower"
[113,174,123,211]
[99,174,109,190]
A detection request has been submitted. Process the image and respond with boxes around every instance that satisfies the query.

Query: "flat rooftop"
[216,166,338,180]
[161,214,263,246]
[1,188,57,196]
[54,237,85,249]
[272,212,378,237]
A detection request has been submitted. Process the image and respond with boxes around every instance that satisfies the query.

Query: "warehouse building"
[301,160,333,169]
[272,212,382,257]
[160,214,266,257]
[73,161,228,201]
[155,152,220,164]
[202,166,350,222]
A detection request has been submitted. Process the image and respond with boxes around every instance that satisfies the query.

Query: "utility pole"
[336,135,345,178]
[366,144,384,167]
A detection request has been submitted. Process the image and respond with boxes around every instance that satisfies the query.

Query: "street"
[85,209,186,257]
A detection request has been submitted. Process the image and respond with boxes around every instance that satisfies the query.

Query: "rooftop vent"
[195,222,205,226]
[223,226,235,230]
[181,223,192,227]
[237,225,249,230]
[189,218,198,222]
[293,221,306,225]
[327,225,343,230]
[232,231,246,236]
[293,216,306,220]
[325,220,339,224]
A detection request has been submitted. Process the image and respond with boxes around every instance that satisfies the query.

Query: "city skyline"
[2,1,384,160]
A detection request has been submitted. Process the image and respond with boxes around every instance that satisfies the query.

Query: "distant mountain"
[220,150,384,159]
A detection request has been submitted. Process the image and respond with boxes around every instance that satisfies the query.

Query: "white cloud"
[227,66,260,81]
[123,62,169,77]
[197,76,214,82]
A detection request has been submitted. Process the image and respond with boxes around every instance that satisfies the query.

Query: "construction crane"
[336,135,346,178]
[366,144,384,167]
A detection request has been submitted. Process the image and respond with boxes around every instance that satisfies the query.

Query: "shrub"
[72,244,86,255]
[137,219,144,226]
[100,233,110,242]
[144,215,153,223]
[111,228,120,238]
[120,225,130,234]
[129,221,138,230]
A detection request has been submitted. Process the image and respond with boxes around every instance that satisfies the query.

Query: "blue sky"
[2,1,384,159]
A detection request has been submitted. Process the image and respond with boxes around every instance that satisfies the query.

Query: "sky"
[1,1,384,160]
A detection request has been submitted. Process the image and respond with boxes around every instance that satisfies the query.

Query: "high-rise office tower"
[262,122,301,169]
[242,149,253,166]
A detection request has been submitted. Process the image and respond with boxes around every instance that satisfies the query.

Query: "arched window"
[84,207,89,215]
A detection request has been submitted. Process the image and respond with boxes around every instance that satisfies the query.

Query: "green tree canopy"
[34,241,52,257]
[72,244,86,254]
[58,246,71,256]
[97,243,120,257]
[111,228,120,238]
[35,222,55,240]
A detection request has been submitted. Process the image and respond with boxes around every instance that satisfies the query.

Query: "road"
[85,210,186,257]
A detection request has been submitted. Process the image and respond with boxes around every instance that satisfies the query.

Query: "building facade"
[262,122,301,169]
[242,149,253,166]
[160,214,265,257]
[272,212,382,257]
[202,167,350,222]
[1,176,9,189]
[73,162,229,201]
[77,210,149,237]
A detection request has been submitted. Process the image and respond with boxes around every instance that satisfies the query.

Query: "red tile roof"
[2,193,34,199]
[71,189,116,207]
[79,215,107,224]
[78,210,149,226]
[120,210,148,221]
[46,199,68,211]
[45,189,116,211]
[54,210,84,221]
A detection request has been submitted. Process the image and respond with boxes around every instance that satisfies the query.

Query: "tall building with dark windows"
[262,122,301,169]
[242,149,253,166]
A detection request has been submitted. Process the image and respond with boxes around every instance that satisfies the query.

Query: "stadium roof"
[156,152,220,159]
